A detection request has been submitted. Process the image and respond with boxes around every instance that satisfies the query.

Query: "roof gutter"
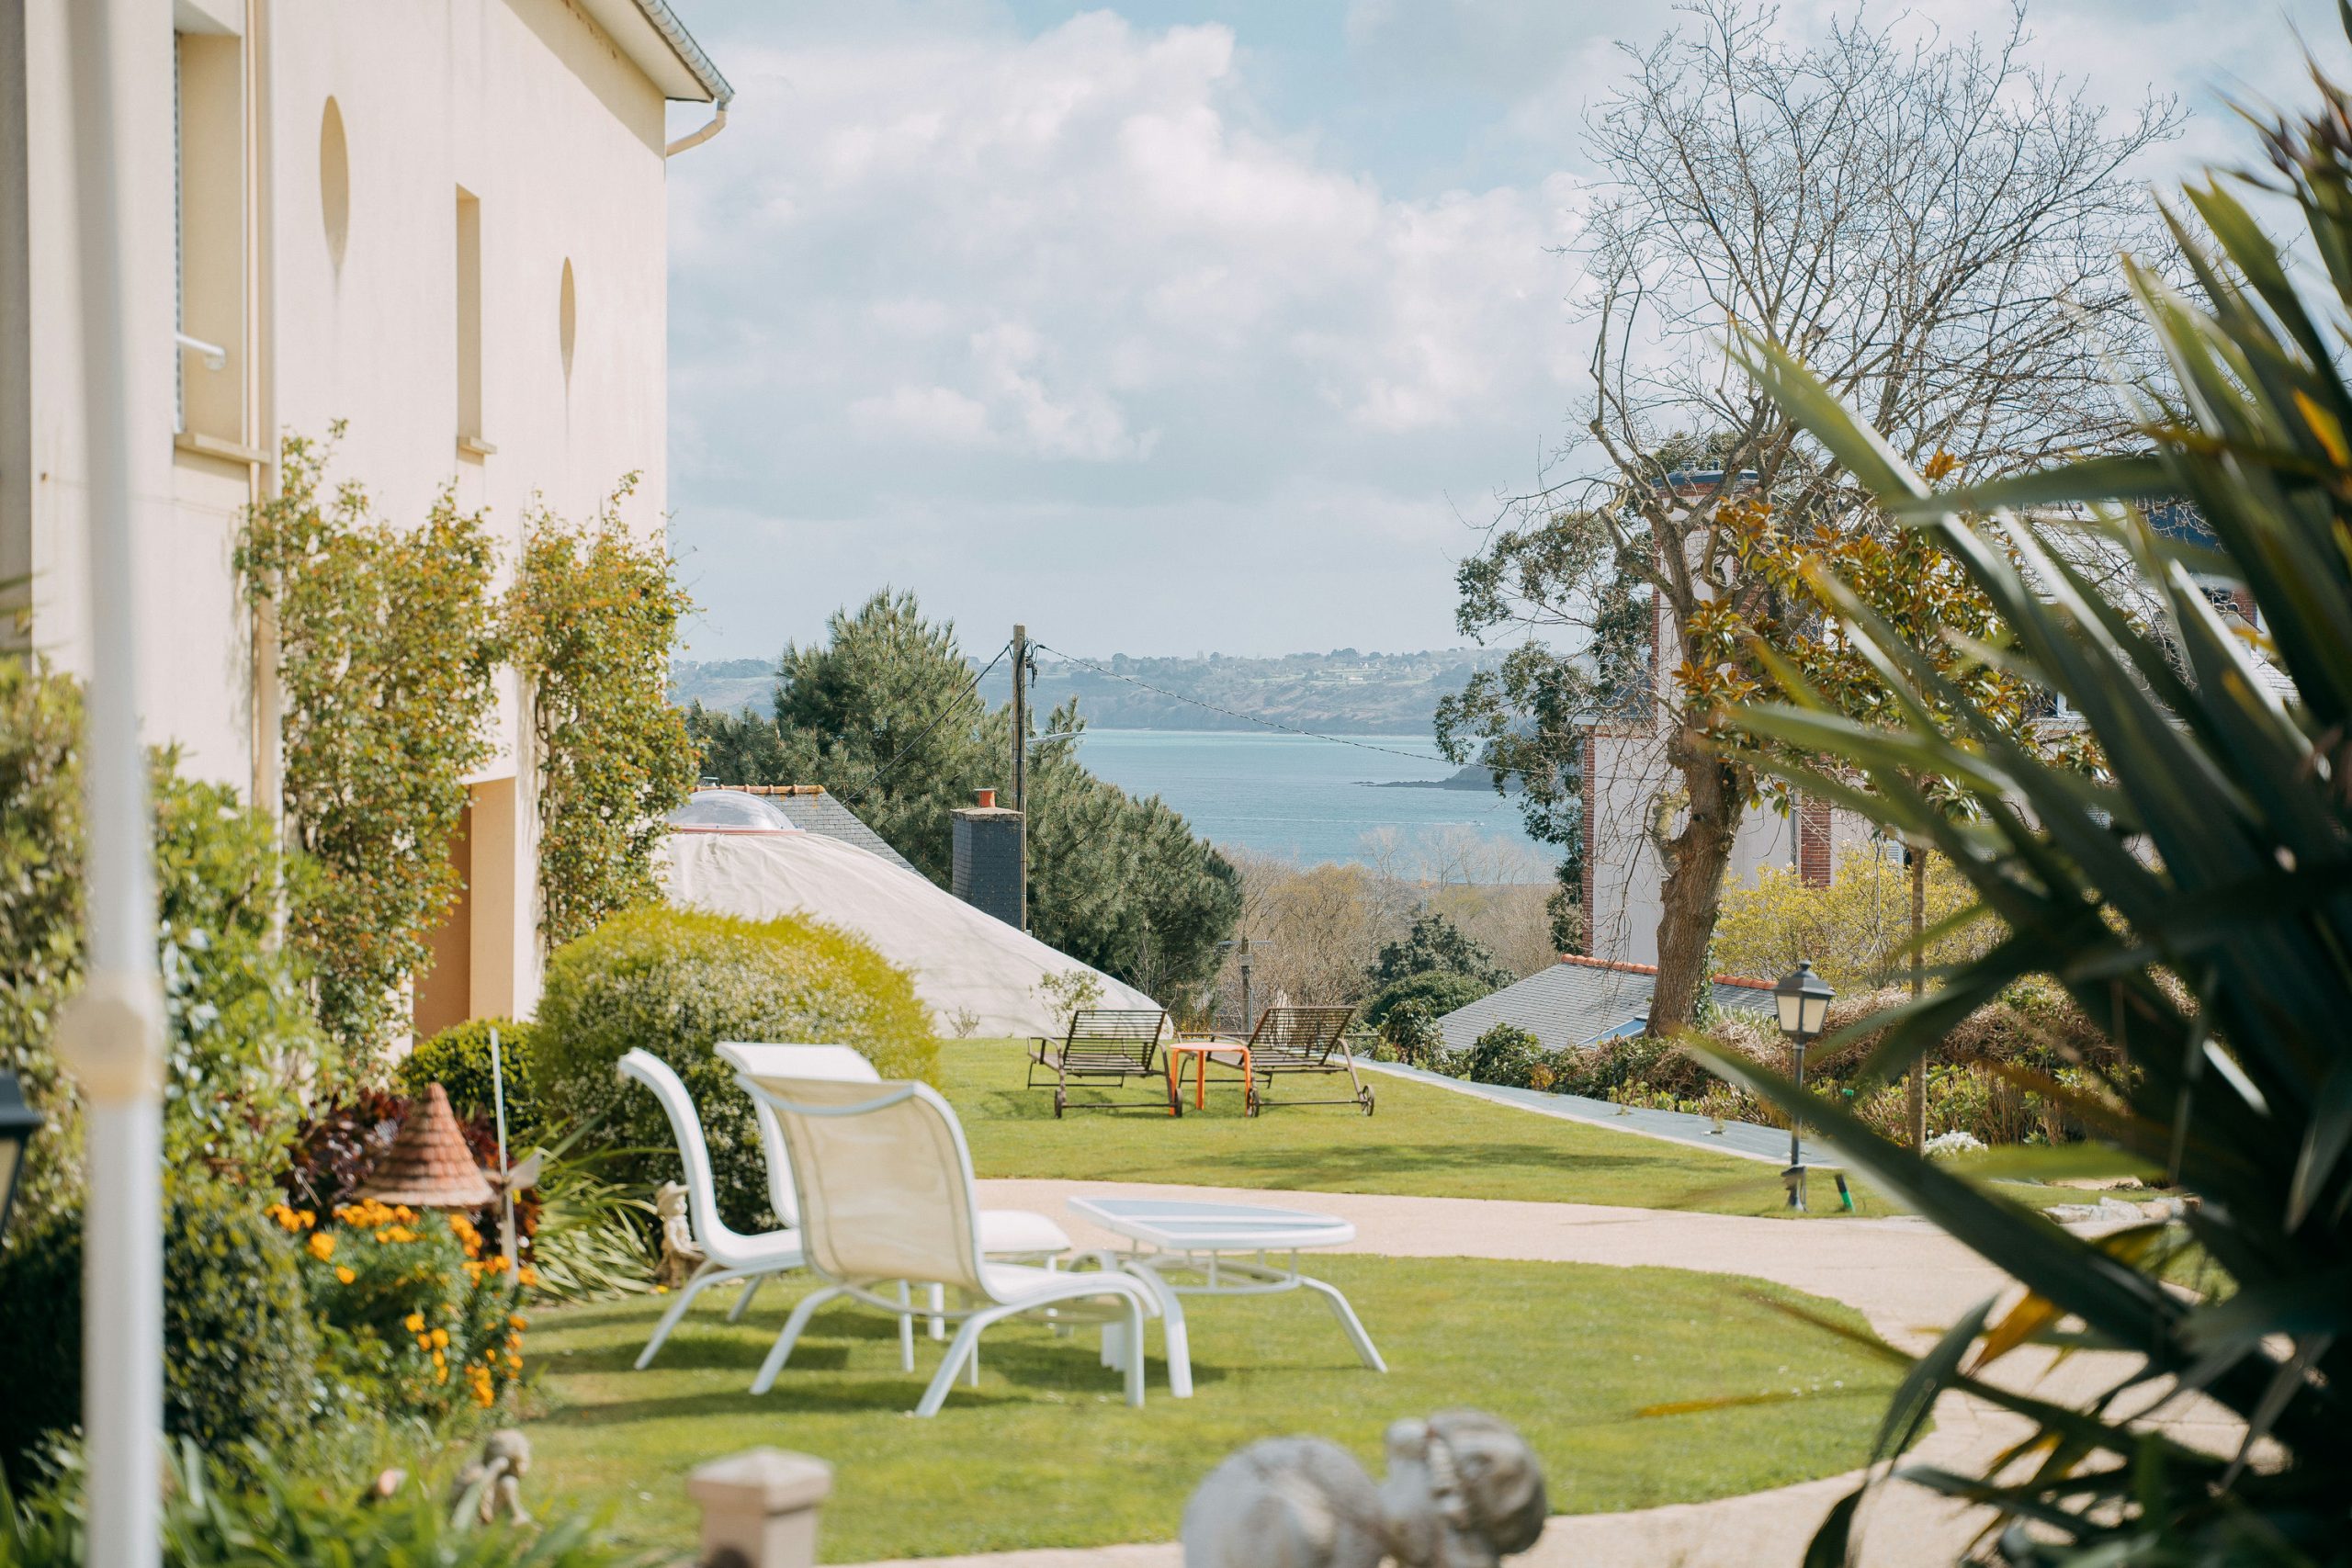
[629,0,732,154]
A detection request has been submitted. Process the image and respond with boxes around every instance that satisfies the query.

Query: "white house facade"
[1,0,728,1033]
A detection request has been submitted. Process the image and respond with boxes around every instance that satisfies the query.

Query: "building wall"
[1586,728,1874,967]
[10,0,682,1024]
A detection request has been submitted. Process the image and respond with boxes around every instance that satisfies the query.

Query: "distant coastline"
[1371,764,1521,794]
[671,646,1511,738]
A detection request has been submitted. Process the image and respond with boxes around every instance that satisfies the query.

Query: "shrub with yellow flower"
[282,1201,526,1416]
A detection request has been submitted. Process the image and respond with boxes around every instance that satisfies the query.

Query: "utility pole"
[1012,624,1027,932]
[1216,937,1272,1036]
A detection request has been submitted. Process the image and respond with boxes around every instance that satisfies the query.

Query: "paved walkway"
[842,1179,2237,1568]
[1364,1059,1839,1168]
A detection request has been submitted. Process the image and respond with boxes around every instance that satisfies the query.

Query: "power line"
[1029,642,1467,766]
[840,638,1012,806]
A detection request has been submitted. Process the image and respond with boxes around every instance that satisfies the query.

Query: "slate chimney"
[951,789,1023,928]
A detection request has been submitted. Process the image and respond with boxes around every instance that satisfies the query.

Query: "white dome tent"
[660,789,1158,1038]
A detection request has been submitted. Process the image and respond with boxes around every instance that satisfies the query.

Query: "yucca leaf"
[1883,456,2177,522]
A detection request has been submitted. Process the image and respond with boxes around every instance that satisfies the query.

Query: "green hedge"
[1362,970,1490,1031]
[396,1017,539,1145]
[536,906,936,1231]
[0,1182,319,1483]
[1456,1022,1546,1089]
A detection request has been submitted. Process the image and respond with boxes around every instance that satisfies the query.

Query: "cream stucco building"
[1,0,729,1032]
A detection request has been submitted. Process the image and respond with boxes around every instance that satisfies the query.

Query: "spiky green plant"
[1683,24,2352,1564]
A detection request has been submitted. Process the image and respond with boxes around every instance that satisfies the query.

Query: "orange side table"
[1163,1041,1253,1116]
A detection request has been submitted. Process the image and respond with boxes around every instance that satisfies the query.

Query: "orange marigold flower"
[403,1312,425,1333]
[307,1232,335,1263]
[334,1266,356,1285]
[508,1314,527,1329]
[431,1327,449,1348]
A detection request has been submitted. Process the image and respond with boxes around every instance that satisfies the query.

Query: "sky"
[661,0,2336,662]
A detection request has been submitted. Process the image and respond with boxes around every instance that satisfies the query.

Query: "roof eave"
[577,0,734,107]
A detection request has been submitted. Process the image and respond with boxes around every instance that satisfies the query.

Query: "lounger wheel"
[1054,1088,1066,1119]
[1359,1085,1376,1116]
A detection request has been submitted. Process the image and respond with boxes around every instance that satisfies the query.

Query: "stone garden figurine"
[654,1179,704,1289]
[1182,1410,1547,1568]
[450,1427,534,1526]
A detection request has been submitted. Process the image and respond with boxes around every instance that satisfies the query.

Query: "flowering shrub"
[1924,1129,1989,1159]
[270,1199,526,1416]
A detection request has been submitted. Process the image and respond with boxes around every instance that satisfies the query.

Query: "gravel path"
[839,1178,2236,1568]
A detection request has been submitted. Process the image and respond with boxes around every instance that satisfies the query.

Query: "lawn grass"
[523,1257,1900,1562]
[946,1040,2088,1218]
[943,1042,2127,1219]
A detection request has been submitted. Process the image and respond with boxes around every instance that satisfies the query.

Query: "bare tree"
[1440,0,2177,1030]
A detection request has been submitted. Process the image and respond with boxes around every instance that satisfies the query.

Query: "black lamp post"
[0,1069,40,1244]
[1774,960,1835,1211]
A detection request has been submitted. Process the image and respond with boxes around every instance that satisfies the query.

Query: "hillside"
[671,647,1510,736]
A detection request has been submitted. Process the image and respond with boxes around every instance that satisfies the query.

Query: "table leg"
[1165,1055,1181,1117]
[1194,1054,1206,1111]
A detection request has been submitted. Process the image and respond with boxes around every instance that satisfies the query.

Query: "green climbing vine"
[235,426,501,1054]
[504,477,698,951]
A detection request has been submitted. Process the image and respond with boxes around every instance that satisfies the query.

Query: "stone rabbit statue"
[1182,1410,1547,1568]
[449,1427,533,1526]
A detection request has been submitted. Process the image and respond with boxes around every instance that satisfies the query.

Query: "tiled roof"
[1434,953,1777,1055]
[762,787,922,874]
[356,1084,493,1209]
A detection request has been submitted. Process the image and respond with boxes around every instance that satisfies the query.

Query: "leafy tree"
[1688,481,2075,1142]
[506,479,700,949]
[1367,912,1511,990]
[238,428,501,1053]
[684,592,1239,994]
[1362,970,1492,1032]
[1442,1,2175,1032]
[1023,700,1241,997]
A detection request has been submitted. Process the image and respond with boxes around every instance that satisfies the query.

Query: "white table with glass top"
[1069,1196,1387,1399]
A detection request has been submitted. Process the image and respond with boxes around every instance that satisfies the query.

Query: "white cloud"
[666,6,1584,655]
[667,0,2342,660]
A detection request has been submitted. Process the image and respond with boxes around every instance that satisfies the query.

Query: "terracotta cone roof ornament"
[356,1083,493,1208]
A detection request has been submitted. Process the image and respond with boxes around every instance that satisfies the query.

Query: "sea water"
[1065,728,1550,878]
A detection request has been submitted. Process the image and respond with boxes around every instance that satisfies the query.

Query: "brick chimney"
[951,789,1023,928]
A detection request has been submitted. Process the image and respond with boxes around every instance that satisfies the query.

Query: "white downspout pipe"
[60,3,166,1568]
[666,103,726,157]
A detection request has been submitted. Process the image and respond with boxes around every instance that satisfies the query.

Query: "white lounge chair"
[616,1049,808,1370]
[715,1043,1073,1347]
[738,1073,1160,1416]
